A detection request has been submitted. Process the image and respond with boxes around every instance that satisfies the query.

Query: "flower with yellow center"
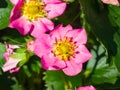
[9,0,66,36]
[34,24,92,76]
[22,0,46,21]
[53,37,77,60]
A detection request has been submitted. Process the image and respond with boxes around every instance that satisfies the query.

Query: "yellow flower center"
[52,37,77,60]
[22,0,46,21]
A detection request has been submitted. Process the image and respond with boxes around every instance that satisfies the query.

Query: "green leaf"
[43,71,65,90]
[107,5,120,72]
[0,43,6,67]
[65,73,82,90]
[11,52,28,67]
[91,60,119,84]
[108,6,120,27]
[0,75,22,90]
[44,70,82,90]
[22,65,32,77]
[85,44,119,84]
[85,45,107,78]
[23,55,42,74]
[30,56,41,74]
[0,0,13,30]
[79,0,120,72]
[67,0,75,3]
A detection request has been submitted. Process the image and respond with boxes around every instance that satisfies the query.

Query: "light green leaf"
[92,61,119,84]
[85,45,119,84]
[0,0,13,30]
[85,45,107,78]
[0,43,6,67]
[11,52,28,67]
[43,71,65,90]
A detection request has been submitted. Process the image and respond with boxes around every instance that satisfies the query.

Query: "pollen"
[22,0,46,21]
[52,37,77,60]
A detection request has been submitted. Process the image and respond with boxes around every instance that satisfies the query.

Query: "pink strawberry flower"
[2,43,20,73]
[77,85,96,90]
[27,40,34,52]
[102,0,120,6]
[34,24,92,76]
[9,0,66,38]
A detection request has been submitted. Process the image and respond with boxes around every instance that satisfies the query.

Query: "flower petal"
[50,24,72,42]
[74,45,92,64]
[3,49,13,61]
[62,60,82,76]
[34,34,53,57]
[31,18,54,38]
[10,0,19,5]
[10,68,20,73]
[9,16,32,35]
[2,58,20,72]
[10,0,22,21]
[27,41,34,52]
[45,3,66,18]
[66,28,87,45]
[41,53,66,70]
[77,85,96,90]
[40,18,54,30]
[102,0,120,6]
[41,53,57,70]
[52,59,66,69]
[43,0,62,4]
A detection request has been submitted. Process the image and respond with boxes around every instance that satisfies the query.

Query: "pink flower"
[2,43,20,73]
[102,0,120,6]
[27,40,34,52]
[34,24,92,76]
[77,85,96,90]
[10,0,19,4]
[9,0,66,38]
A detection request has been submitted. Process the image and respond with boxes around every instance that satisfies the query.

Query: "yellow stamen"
[22,0,46,21]
[52,37,77,60]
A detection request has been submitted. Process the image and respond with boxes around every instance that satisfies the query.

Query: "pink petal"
[45,3,66,18]
[102,0,120,6]
[10,68,20,73]
[10,0,19,5]
[43,0,62,4]
[52,59,66,69]
[27,41,34,52]
[74,45,92,64]
[3,49,13,61]
[77,85,96,90]
[62,60,82,76]
[50,24,72,42]
[41,53,57,70]
[8,45,19,49]
[9,0,23,21]
[41,53,66,70]
[66,28,87,45]
[34,34,53,57]
[9,16,32,35]
[30,20,47,38]
[9,68,20,73]
[50,24,63,42]
[40,18,54,30]
[31,18,54,38]
[2,58,20,72]
[9,0,32,35]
